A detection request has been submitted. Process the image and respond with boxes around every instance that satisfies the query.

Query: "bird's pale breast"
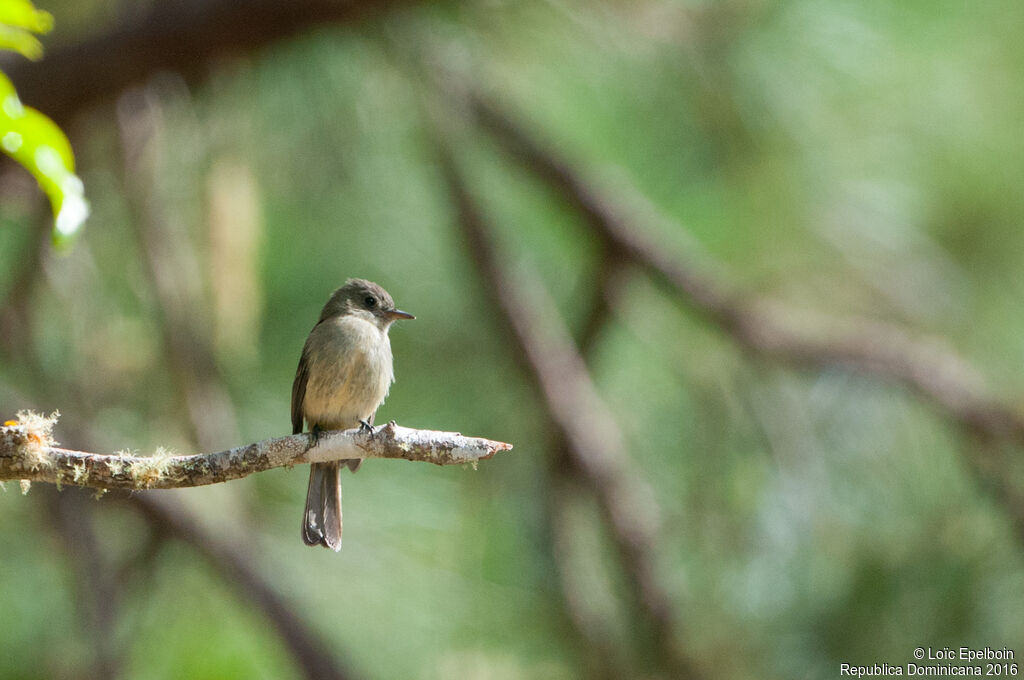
[301,315,394,430]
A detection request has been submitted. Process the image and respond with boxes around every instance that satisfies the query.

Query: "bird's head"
[319,278,415,331]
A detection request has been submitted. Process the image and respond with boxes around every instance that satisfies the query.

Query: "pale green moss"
[129,447,182,488]
[106,450,133,477]
[14,409,59,470]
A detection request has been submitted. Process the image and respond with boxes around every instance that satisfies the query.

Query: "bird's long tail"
[302,461,342,551]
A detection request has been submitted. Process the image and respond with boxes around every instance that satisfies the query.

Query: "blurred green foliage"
[2,1,1024,678]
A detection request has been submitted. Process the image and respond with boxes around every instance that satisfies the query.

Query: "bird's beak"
[387,309,415,320]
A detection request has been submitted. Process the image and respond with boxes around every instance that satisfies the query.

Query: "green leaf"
[0,0,53,34]
[0,24,44,60]
[0,0,52,60]
[0,71,88,248]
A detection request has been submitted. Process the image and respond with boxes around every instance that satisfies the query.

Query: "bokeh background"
[2,1,1024,678]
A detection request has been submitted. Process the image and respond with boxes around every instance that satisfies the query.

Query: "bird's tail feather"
[302,461,342,551]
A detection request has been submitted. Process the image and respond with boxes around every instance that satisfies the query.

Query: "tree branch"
[3,0,419,126]
[435,140,703,679]
[463,89,1024,550]
[45,487,123,679]
[467,91,1024,446]
[117,85,242,453]
[127,493,360,680]
[0,421,512,490]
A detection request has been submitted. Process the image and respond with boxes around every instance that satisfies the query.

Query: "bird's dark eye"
[364,296,377,308]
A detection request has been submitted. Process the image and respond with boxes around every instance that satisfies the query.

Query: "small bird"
[291,279,414,551]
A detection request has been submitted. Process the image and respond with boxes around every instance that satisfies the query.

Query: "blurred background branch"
[127,492,359,680]
[117,83,242,453]
[465,91,1024,446]
[459,89,1024,547]
[436,135,702,678]
[3,0,419,126]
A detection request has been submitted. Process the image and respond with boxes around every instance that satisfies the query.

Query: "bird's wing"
[291,339,312,435]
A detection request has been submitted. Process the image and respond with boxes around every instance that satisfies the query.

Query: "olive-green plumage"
[291,279,414,551]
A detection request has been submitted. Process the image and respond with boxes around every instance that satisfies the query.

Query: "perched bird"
[291,279,414,551]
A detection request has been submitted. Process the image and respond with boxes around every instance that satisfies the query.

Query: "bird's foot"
[358,419,376,436]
